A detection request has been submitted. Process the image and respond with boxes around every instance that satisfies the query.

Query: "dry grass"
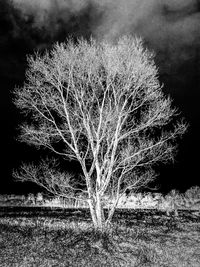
[0,215,199,266]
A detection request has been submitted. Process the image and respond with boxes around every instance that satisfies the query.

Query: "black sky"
[0,0,200,194]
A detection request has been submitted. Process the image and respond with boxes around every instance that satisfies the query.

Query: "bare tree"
[13,36,187,231]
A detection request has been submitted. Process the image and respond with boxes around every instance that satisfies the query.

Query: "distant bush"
[26,193,35,205]
[0,187,200,211]
[185,186,200,201]
[36,193,43,203]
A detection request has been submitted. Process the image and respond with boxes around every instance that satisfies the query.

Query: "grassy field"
[0,210,200,267]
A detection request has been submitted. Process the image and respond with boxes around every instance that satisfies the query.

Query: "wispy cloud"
[1,0,199,80]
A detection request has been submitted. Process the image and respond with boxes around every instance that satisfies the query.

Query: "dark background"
[0,0,199,194]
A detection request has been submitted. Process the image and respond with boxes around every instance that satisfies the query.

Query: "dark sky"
[0,0,200,194]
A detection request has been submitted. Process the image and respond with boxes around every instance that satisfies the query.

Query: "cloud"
[1,0,199,80]
[93,0,200,71]
[9,0,200,45]
[12,0,90,29]
[9,0,200,65]
[0,0,102,79]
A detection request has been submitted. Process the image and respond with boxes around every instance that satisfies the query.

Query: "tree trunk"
[105,197,119,227]
[88,197,98,229]
[88,193,106,232]
[95,192,105,231]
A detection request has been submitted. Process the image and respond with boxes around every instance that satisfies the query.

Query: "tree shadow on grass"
[61,224,163,267]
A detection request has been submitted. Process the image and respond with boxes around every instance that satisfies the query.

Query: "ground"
[0,207,199,266]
